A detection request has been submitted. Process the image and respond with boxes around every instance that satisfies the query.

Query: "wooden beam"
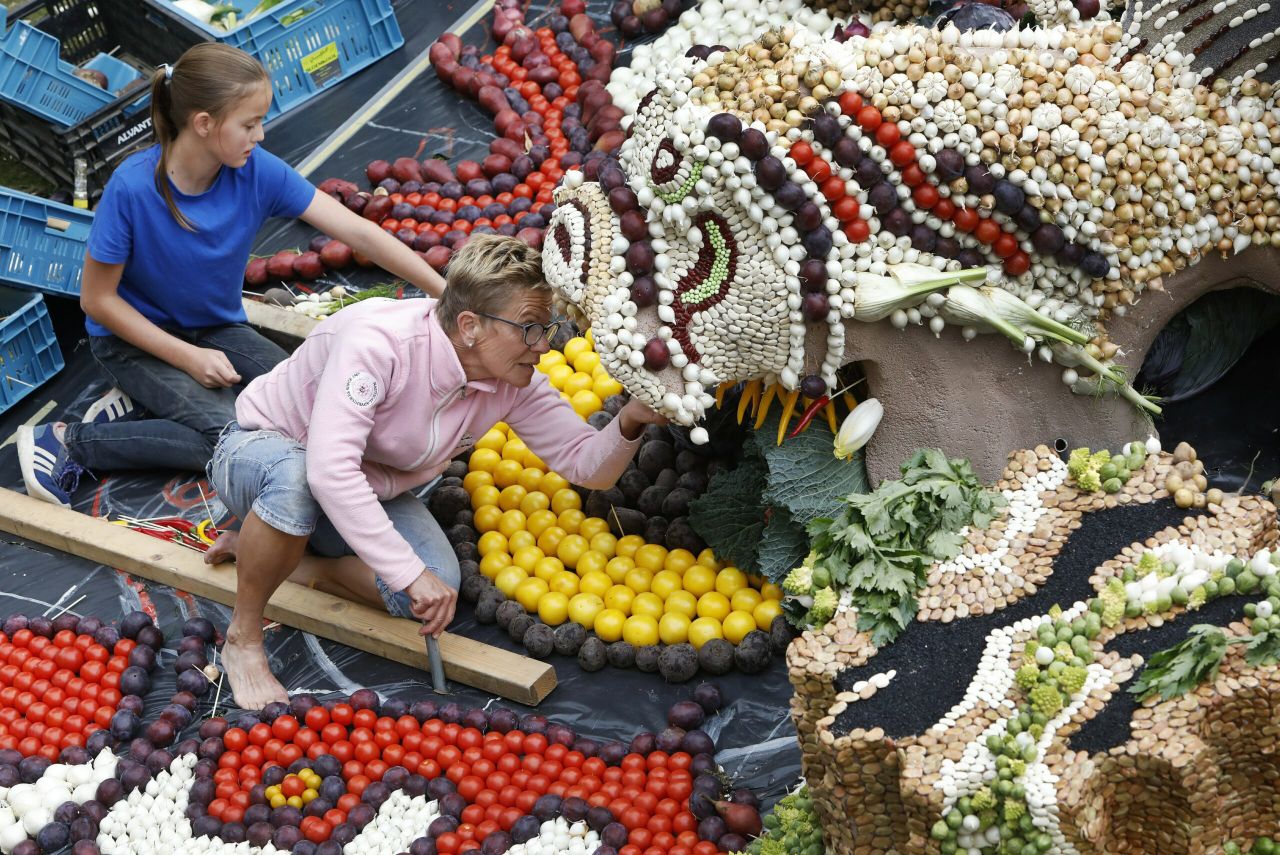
[0,488,557,706]
[243,299,318,345]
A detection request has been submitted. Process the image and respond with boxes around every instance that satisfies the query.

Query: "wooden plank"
[243,299,319,344]
[0,488,556,706]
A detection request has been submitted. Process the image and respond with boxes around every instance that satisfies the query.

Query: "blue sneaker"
[17,424,89,507]
[82,387,140,424]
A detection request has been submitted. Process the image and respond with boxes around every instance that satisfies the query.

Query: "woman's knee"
[429,551,461,590]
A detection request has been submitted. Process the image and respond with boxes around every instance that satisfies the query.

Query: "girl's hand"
[404,569,458,638]
[617,398,668,440]
[182,345,241,388]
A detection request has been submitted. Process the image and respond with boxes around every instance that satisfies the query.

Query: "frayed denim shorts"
[207,422,458,616]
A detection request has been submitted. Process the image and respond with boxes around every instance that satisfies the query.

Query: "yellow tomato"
[664,590,698,619]
[494,564,527,595]
[630,592,664,621]
[658,612,691,645]
[508,530,535,552]
[604,585,635,615]
[538,592,570,626]
[536,525,567,556]
[562,337,590,363]
[525,452,548,472]
[511,545,544,573]
[525,509,558,538]
[593,608,626,642]
[568,593,604,628]
[715,567,748,598]
[579,517,610,541]
[563,372,594,397]
[468,447,501,473]
[501,438,529,465]
[753,599,783,630]
[584,328,594,346]
[696,547,721,569]
[593,375,623,400]
[540,472,570,495]
[722,610,757,645]
[697,591,731,621]
[575,549,608,577]
[549,571,580,597]
[533,556,565,582]
[682,565,716,598]
[730,588,763,614]
[572,350,600,375]
[517,467,544,494]
[570,390,603,419]
[605,556,635,584]
[492,459,523,489]
[477,530,508,557]
[539,349,566,369]
[473,505,503,534]
[475,429,507,452]
[633,544,669,573]
[497,485,527,512]
[557,509,585,535]
[760,582,783,601]
[514,577,550,612]
[622,614,659,647]
[650,570,684,602]
[519,491,551,517]
[578,570,613,598]
[471,485,501,511]
[663,548,697,575]
[624,567,654,594]
[545,363,574,389]
[615,535,644,559]
[462,470,494,494]
[497,510,527,539]
[556,533,589,569]
[688,617,724,649]
[551,488,582,515]
[587,531,617,557]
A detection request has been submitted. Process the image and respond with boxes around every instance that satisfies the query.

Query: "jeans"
[63,325,287,472]
[207,423,458,615]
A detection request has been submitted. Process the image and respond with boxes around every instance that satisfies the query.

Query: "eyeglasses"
[477,312,561,347]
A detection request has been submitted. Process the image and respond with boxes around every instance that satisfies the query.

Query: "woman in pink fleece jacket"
[205,235,665,709]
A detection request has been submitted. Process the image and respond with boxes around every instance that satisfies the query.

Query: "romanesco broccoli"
[970,787,996,811]
[1067,447,1093,480]
[1009,759,1026,777]
[1015,664,1040,691]
[1003,800,1026,822]
[1099,579,1127,627]
[1057,665,1087,695]
[1029,683,1064,717]
[1188,586,1207,610]
[1068,447,1111,492]
[783,557,815,596]
[1136,552,1161,576]
[1076,468,1102,492]
[1022,640,1040,665]
[805,587,838,627]
[1054,641,1074,661]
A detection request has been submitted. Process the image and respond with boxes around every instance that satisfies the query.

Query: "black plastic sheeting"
[0,298,802,806]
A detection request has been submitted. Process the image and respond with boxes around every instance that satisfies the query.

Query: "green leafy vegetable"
[688,450,770,574]
[1128,624,1230,702]
[1242,629,1280,667]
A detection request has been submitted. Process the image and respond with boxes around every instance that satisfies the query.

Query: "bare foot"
[220,638,288,710]
[204,529,240,565]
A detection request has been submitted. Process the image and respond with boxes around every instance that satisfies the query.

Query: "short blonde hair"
[437,234,549,333]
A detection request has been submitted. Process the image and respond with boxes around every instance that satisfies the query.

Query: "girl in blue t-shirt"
[19,43,446,507]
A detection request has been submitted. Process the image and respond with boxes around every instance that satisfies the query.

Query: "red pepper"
[787,395,830,439]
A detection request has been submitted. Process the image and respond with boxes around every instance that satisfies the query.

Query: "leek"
[852,264,987,322]
[980,286,1090,345]
[1050,341,1163,415]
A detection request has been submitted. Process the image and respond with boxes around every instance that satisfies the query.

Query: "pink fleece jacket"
[235,297,641,591]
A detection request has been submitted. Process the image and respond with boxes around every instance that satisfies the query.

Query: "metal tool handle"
[426,634,449,694]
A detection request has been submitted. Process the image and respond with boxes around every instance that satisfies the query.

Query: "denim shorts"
[207,423,459,617]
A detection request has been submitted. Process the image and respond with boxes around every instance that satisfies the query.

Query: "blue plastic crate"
[0,188,93,298]
[0,14,147,128]
[0,285,62,415]
[142,0,403,120]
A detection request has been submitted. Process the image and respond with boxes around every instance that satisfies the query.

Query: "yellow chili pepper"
[842,391,859,412]
[715,382,731,409]
[737,379,761,424]
[776,388,801,445]
[825,400,839,434]
[754,383,777,430]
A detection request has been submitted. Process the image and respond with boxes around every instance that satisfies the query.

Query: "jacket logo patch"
[345,371,379,407]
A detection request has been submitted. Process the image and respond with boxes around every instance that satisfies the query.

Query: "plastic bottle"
[73,157,88,209]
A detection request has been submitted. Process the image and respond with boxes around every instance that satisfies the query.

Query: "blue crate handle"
[43,214,91,242]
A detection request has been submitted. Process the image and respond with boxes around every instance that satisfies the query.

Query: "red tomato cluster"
[833,92,1031,275]
[0,629,128,761]
[202,703,720,854]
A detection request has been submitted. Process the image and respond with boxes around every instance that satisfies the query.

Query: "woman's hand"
[403,569,458,638]
[180,345,241,388]
[616,398,669,440]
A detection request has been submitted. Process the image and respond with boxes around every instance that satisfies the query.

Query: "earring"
[466,339,475,348]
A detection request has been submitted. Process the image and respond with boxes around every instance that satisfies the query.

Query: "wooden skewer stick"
[6,376,35,388]
[48,594,86,619]
[197,484,220,537]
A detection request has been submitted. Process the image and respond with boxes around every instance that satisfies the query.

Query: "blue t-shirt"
[85,144,315,336]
